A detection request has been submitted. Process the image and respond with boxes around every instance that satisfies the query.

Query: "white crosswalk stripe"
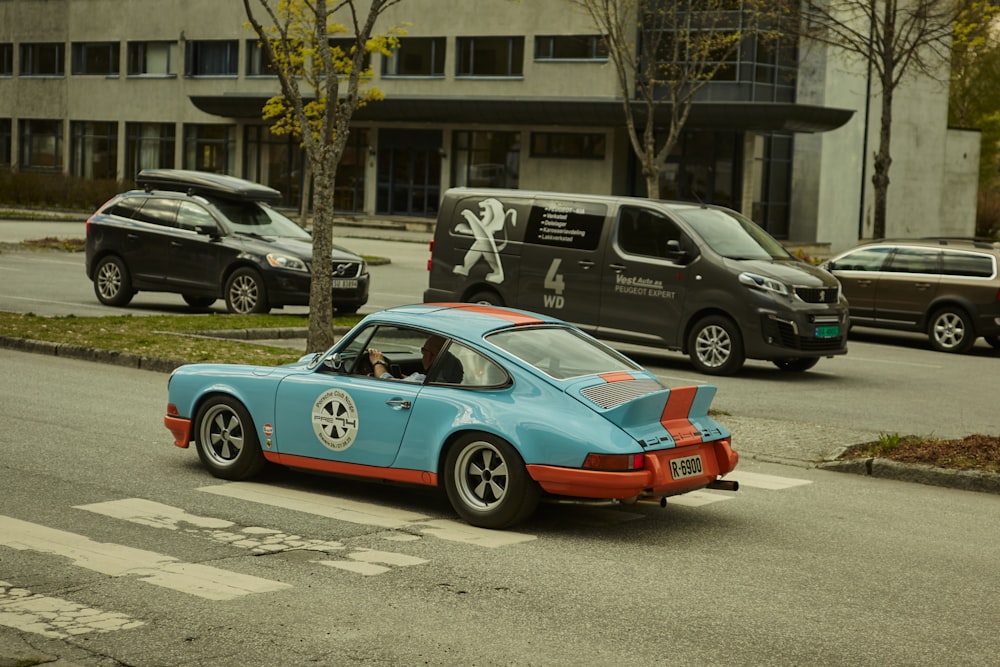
[723,470,813,490]
[0,581,144,639]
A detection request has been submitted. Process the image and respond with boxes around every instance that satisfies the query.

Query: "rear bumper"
[527,438,738,500]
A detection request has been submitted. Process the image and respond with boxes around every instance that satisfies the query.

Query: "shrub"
[0,170,126,211]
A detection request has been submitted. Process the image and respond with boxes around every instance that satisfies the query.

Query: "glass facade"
[70,121,118,179]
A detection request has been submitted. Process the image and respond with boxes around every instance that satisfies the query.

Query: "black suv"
[823,238,1000,353]
[85,169,369,314]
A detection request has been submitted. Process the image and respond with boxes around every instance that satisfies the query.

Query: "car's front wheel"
[928,307,975,353]
[688,315,745,375]
[194,395,266,480]
[772,357,819,372]
[225,268,270,314]
[444,433,540,529]
[93,255,134,307]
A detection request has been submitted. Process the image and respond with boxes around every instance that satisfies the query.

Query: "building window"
[382,37,445,77]
[456,37,523,77]
[246,40,276,76]
[1,44,12,76]
[185,40,238,76]
[752,133,794,237]
[127,41,177,76]
[243,125,305,208]
[0,119,11,167]
[19,119,64,170]
[534,35,607,61]
[20,43,65,76]
[183,124,236,173]
[329,37,371,68]
[71,121,118,179]
[71,42,120,75]
[530,132,606,159]
[452,130,520,188]
[125,122,175,177]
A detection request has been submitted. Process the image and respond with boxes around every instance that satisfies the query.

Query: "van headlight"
[739,272,788,296]
[266,253,309,272]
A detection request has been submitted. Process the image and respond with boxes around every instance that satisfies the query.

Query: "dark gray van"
[423,188,848,375]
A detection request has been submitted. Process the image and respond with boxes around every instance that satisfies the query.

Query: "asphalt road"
[2,349,999,666]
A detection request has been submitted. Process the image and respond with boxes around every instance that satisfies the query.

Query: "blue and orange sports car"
[165,304,738,529]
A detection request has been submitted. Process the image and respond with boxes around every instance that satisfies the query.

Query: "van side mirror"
[666,239,692,263]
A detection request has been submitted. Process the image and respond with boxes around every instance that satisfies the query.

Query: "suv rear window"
[941,250,995,278]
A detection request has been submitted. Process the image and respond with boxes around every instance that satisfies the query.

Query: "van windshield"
[675,207,792,261]
[209,197,312,241]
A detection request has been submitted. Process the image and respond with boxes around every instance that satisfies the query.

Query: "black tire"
[335,304,360,315]
[466,290,504,307]
[688,315,745,375]
[194,395,266,480]
[984,335,1000,350]
[225,267,270,314]
[444,433,540,529]
[93,255,134,307]
[772,357,819,372]
[183,295,216,309]
[928,307,975,353]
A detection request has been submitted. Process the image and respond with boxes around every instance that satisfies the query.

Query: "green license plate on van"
[815,325,840,338]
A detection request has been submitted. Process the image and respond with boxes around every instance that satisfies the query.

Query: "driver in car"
[368,335,444,382]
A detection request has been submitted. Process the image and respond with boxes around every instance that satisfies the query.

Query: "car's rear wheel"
[444,433,540,529]
[928,307,975,353]
[93,255,134,307]
[466,290,504,307]
[194,395,266,480]
[772,357,819,372]
[183,295,216,309]
[225,268,270,314]
[688,315,745,375]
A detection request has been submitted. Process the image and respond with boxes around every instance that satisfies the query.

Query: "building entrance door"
[375,129,442,217]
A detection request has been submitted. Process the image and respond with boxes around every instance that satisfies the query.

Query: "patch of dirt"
[841,434,1000,474]
[23,237,85,252]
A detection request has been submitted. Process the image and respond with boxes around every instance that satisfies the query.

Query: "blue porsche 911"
[165,303,739,529]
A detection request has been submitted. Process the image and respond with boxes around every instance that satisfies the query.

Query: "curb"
[819,458,1000,494]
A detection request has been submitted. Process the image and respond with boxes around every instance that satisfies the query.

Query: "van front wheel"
[466,290,504,307]
[688,316,745,376]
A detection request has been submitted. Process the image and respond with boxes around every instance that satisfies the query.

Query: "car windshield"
[675,206,791,261]
[487,326,640,380]
[209,197,312,240]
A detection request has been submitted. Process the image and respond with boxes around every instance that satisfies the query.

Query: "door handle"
[385,398,411,410]
[578,260,595,270]
[609,263,626,273]
[171,241,183,247]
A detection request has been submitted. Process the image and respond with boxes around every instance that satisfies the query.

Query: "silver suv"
[823,238,1000,353]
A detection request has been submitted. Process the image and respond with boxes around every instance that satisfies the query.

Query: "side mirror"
[325,353,346,371]
[195,223,221,237]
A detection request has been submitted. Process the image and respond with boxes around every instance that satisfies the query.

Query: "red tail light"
[582,453,645,471]
[427,239,434,272]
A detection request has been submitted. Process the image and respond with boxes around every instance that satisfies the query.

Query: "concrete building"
[0,0,978,253]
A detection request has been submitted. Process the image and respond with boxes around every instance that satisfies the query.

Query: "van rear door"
[515,198,609,328]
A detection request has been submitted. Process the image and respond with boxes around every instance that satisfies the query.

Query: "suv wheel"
[225,268,270,314]
[688,315,745,375]
[93,256,134,307]
[183,295,216,309]
[928,307,975,353]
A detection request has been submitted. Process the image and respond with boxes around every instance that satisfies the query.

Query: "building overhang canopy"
[190,95,854,133]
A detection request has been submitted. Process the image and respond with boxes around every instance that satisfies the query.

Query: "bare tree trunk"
[872,83,893,240]
[306,157,336,352]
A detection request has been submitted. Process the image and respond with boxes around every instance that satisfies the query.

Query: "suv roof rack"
[135,169,282,203]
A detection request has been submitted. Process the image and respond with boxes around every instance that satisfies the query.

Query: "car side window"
[834,247,891,271]
[885,247,941,274]
[103,196,143,219]
[176,201,216,232]
[426,341,509,388]
[133,197,180,227]
[941,250,995,278]
[616,206,685,260]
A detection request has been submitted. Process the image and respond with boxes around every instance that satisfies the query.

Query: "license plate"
[815,325,840,338]
[331,279,358,289]
[669,455,703,480]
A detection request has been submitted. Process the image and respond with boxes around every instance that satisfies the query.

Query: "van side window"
[616,206,682,259]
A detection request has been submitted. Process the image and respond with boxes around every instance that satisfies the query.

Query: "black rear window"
[941,250,996,278]
[102,195,144,219]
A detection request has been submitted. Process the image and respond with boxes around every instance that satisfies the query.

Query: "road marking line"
[198,483,537,548]
[723,471,813,490]
[319,561,390,576]
[0,515,290,600]
[666,491,735,507]
[0,581,145,639]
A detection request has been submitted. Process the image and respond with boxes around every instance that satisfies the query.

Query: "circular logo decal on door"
[312,388,359,451]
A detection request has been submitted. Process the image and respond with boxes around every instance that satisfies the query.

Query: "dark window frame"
[127,41,177,76]
[125,122,176,177]
[456,36,524,77]
[534,35,608,61]
[382,36,446,77]
[19,43,65,76]
[70,120,119,179]
[184,40,239,77]
[0,43,13,76]
[19,118,64,171]
[71,42,120,76]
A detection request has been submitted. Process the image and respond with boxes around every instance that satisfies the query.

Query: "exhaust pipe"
[707,479,739,492]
